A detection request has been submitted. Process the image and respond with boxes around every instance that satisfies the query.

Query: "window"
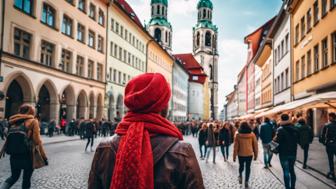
[109,68,112,81]
[115,22,119,34]
[307,9,312,31]
[88,60,94,79]
[120,26,124,38]
[301,56,306,79]
[154,28,161,42]
[98,9,104,26]
[295,24,300,45]
[314,0,319,24]
[14,28,31,59]
[61,49,72,73]
[123,50,126,62]
[62,15,73,37]
[119,47,122,60]
[118,71,121,84]
[322,0,328,17]
[128,52,131,64]
[114,44,117,57]
[123,73,126,84]
[98,35,104,53]
[314,44,320,72]
[97,63,102,81]
[113,69,116,82]
[322,37,328,67]
[285,69,289,88]
[125,30,128,40]
[301,16,305,39]
[296,61,300,81]
[110,42,113,56]
[76,56,84,76]
[285,34,289,53]
[281,73,284,91]
[281,40,284,57]
[78,0,85,12]
[88,30,95,48]
[332,32,336,63]
[205,31,212,46]
[307,50,312,75]
[14,0,33,15]
[89,3,96,20]
[111,18,114,31]
[41,3,55,28]
[40,40,54,67]
[274,49,278,64]
[77,23,85,42]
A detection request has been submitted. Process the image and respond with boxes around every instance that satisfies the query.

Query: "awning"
[238,113,255,120]
[256,91,336,118]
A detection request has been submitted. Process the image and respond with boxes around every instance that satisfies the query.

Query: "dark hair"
[298,118,306,125]
[264,117,270,122]
[281,114,289,121]
[239,122,252,134]
[329,113,336,120]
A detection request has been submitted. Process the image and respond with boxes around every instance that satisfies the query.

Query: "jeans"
[238,156,252,182]
[206,146,216,163]
[262,143,273,167]
[326,144,336,175]
[280,155,296,189]
[302,144,310,167]
[199,143,207,158]
[4,156,34,189]
[85,136,94,151]
[220,145,230,160]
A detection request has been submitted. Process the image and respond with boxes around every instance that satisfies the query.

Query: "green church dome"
[151,0,168,6]
[148,18,172,28]
[197,0,213,9]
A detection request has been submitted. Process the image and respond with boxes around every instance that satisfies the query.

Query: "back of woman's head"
[18,104,35,116]
[239,122,252,133]
[298,118,306,125]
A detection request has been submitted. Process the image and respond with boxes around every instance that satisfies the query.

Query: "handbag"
[32,145,46,169]
[269,141,279,154]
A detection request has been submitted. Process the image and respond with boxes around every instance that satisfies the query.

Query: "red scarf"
[110,73,183,189]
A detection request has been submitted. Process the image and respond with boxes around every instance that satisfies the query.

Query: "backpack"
[5,122,32,155]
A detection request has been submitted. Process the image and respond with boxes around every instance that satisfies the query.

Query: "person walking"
[260,117,275,168]
[295,118,313,169]
[85,120,95,152]
[233,122,258,188]
[88,73,204,189]
[219,123,231,162]
[273,114,299,189]
[320,112,336,181]
[0,104,48,189]
[47,120,56,137]
[206,123,217,164]
[198,123,208,159]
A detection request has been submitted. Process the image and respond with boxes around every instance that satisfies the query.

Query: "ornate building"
[193,0,219,119]
[147,0,172,53]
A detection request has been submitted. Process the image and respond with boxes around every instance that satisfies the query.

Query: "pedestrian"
[273,113,299,189]
[206,123,217,164]
[85,119,95,152]
[219,122,231,162]
[60,118,67,134]
[88,73,204,189]
[0,104,48,189]
[249,119,259,141]
[320,112,336,181]
[79,118,86,139]
[101,119,109,137]
[260,117,274,168]
[198,123,208,159]
[47,119,56,137]
[0,117,6,140]
[295,118,313,169]
[233,121,258,188]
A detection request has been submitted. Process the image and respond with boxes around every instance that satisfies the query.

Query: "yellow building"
[290,0,336,98]
[0,0,108,121]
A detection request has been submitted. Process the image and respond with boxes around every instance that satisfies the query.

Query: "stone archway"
[107,94,115,121]
[89,92,96,119]
[76,90,88,119]
[116,94,123,119]
[5,74,34,118]
[36,80,58,122]
[60,85,75,121]
[96,93,103,120]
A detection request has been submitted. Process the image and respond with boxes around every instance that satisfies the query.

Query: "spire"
[197,0,213,23]
[197,0,213,10]
[151,0,168,6]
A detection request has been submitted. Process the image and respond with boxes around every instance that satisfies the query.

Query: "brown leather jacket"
[88,135,204,189]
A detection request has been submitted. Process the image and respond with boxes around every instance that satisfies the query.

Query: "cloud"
[172,28,193,53]
[217,38,247,109]
[170,0,198,16]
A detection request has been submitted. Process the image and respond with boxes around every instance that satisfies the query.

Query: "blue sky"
[127,0,282,110]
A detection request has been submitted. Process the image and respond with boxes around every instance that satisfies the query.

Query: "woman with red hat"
[88,73,204,189]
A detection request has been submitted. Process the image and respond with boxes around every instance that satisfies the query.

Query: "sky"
[127,0,282,110]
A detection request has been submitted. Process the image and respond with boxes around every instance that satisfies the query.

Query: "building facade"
[172,59,189,122]
[0,0,108,121]
[226,88,238,120]
[193,0,219,120]
[270,2,292,106]
[237,67,247,116]
[289,0,336,134]
[106,1,149,120]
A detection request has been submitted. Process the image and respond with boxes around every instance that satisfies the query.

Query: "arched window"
[209,64,213,80]
[205,31,211,47]
[165,31,168,43]
[162,6,164,16]
[154,28,162,42]
[157,5,160,14]
[151,5,154,16]
[196,32,200,47]
[207,10,210,19]
[203,9,206,19]
[169,32,171,46]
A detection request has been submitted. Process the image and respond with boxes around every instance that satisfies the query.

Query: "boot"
[0,181,10,189]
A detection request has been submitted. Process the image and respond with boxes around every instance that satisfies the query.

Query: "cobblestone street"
[0,136,334,188]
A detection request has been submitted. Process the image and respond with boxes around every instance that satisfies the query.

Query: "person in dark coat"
[260,117,275,168]
[198,123,208,159]
[206,123,216,164]
[85,120,95,152]
[219,122,231,162]
[295,118,313,169]
[79,118,86,139]
[47,120,56,137]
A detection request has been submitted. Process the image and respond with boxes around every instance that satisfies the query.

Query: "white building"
[172,59,189,122]
[106,1,150,120]
[226,88,238,120]
[270,3,291,106]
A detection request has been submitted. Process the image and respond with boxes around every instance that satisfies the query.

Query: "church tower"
[147,0,172,53]
[193,0,219,119]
